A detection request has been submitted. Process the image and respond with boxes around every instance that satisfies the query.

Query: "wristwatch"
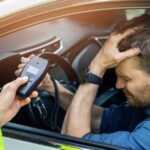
[84,71,103,85]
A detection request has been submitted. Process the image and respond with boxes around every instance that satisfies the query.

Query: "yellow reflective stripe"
[0,129,4,150]
[60,144,80,150]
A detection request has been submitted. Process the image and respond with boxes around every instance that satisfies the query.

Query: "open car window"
[0,1,150,149]
[126,9,146,20]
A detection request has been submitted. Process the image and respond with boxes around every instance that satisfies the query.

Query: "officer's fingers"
[20,91,38,107]
[119,48,140,60]
[2,83,10,91]
[29,91,38,98]
[9,77,29,92]
[20,98,31,107]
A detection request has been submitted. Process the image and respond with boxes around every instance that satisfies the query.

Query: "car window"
[1,3,150,150]
[126,9,146,20]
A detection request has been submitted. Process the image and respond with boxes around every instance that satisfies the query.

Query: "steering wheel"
[22,53,79,132]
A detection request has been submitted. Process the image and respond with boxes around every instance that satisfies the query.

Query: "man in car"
[60,14,150,150]
[15,14,150,150]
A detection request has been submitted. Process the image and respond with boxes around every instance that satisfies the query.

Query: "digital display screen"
[27,65,39,75]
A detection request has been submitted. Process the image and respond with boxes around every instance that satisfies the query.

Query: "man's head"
[115,14,150,107]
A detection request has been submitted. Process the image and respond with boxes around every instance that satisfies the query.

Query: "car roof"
[0,0,149,37]
[0,0,149,18]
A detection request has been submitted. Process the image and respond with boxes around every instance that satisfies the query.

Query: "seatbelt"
[94,87,120,106]
[0,129,4,150]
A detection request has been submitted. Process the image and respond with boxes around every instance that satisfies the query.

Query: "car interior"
[0,8,149,137]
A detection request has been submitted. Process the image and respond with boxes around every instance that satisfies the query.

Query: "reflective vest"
[0,129,4,150]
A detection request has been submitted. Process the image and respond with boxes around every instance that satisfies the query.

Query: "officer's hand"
[0,77,38,127]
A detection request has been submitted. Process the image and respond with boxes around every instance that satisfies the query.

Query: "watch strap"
[84,71,103,85]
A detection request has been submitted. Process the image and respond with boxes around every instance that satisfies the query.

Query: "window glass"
[126,9,146,20]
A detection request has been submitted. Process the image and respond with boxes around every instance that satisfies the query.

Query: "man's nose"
[116,79,126,89]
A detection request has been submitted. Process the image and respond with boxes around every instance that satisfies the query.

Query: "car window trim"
[2,122,128,150]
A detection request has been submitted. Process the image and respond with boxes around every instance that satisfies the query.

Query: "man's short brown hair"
[115,14,150,73]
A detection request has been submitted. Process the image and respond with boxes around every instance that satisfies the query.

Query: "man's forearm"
[57,81,104,133]
[61,65,106,137]
[57,82,74,110]
[61,83,99,137]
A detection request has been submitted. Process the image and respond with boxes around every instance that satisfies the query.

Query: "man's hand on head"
[89,28,140,77]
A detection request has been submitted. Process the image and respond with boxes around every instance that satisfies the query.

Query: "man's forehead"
[116,56,141,75]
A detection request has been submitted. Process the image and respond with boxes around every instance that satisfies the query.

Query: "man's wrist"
[89,59,107,77]
[84,71,103,85]
[88,64,106,78]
